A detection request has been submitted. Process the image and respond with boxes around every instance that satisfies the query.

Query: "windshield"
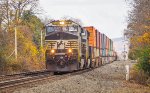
[46,26,62,32]
[68,26,78,31]
[46,26,78,33]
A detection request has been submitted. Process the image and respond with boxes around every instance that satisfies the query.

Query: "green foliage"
[130,47,150,85]
[128,49,136,60]
[135,47,150,75]
[22,11,44,47]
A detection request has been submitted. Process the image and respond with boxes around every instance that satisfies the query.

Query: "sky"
[39,0,129,39]
[113,37,129,60]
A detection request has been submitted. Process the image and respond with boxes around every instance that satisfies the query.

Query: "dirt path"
[13,61,150,93]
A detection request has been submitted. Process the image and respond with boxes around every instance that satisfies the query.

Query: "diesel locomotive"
[45,20,117,72]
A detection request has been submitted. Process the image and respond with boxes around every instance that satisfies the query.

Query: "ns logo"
[56,40,65,49]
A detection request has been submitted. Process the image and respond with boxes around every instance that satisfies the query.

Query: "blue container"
[101,34,106,56]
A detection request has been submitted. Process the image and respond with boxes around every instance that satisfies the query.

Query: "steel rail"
[0,68,94,90]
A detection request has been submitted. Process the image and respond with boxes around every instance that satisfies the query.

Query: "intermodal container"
[84,26,97,47]
[102,34,107,56]
[109,39,112,56]
[109,39,111,50]
[112,41,114,56]
[106,36,109,56]
[95,30,100,57]
[111,40,113,51]
[89,46,93,58]
[99,32,101,49]
[108,38,110,50]
[106,36,108,50]
[101,34,104,56]
[101,34,104,50]
[96,30,100,49]
[99,32,102,56]
[108,38,110,56]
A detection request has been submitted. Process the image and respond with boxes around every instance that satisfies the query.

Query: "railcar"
[45,20,117,72]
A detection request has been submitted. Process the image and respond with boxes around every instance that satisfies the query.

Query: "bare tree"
[125,0,150,39]
[61,16,83,26]
[0,0,39,32]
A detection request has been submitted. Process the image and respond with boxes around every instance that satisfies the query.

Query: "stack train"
[45,20,117,72]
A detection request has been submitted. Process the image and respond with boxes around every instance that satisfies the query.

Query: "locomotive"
[45,20,117,72]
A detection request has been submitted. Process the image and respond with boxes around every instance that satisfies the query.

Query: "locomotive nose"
[60,61,64,65]
[60,56,63,59]
[57,60,66,68]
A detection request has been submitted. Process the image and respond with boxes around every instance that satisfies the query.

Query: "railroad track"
[0,70,51,82]
[0,70,53,90]
[0,68,93,91]
[0,74,55,90]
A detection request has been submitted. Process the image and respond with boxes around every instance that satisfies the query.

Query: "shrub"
[128,49,137,60]
[130,69,149,85]
[130,47,150,85]
[135,47,150,75]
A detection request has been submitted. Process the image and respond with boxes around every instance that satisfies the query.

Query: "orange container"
[84,26,97,47]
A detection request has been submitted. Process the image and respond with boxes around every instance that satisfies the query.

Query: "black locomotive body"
[45,20,89,72]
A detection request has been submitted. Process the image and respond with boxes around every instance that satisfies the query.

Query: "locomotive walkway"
[5,61,150,93]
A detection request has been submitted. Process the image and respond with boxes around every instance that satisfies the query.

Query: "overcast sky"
[39,0,129,39]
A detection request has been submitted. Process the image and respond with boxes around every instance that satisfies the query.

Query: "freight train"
[45,20,117,72]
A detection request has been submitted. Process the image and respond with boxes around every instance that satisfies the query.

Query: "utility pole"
[123,44,126,61]
[41,30,43,47]
[123,35,127,61]
[15,25,17,60]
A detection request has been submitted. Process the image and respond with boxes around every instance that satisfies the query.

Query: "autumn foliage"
[125,0,150,85]
[0,0,45,74]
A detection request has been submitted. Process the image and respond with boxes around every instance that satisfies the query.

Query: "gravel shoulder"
[12,61,150,93]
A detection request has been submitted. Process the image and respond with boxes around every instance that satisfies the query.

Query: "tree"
[22,10,44,47]
[125,0,150,56]
[125,0,150,38]
[0,0,45,74]
[126,0,150,84]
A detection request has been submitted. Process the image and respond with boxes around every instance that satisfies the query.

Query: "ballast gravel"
[13,61,150,93]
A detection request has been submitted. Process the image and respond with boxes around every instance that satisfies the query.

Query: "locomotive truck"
[45,20,117,72]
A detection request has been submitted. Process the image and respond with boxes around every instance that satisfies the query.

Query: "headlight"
[51,49,55,53]
[60,21,65,25]
[68,49,72,53]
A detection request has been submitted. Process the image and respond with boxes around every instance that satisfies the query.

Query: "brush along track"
[0,68,93,91]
